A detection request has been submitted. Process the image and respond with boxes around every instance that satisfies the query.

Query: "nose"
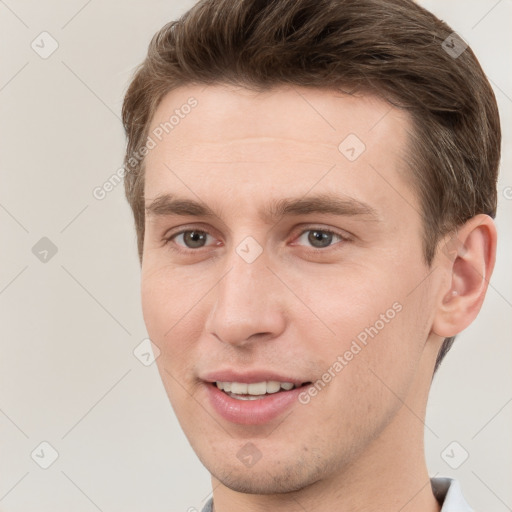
[204,248,287,347]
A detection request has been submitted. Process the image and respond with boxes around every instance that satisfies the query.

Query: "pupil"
[308,230,332,248]
[185,231,206,248]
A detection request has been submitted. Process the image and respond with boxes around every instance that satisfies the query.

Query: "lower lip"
[205,383,305,425]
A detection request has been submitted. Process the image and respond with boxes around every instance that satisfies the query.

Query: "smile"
[205,379,312,424]
[215,380,306,400]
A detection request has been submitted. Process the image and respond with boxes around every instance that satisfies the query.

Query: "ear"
[432,214,497,338]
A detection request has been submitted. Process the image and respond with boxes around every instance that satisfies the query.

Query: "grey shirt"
[200,477,473,512]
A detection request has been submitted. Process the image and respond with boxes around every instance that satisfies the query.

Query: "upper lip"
[201,369,309,385]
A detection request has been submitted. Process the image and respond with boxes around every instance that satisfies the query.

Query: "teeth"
[247,382,267,395]
[215,380,302,395]
[266,381,281,393]
[230,382,248,394]
[228,394,262,400]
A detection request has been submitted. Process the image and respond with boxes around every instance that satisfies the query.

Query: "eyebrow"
[145,192,381,224]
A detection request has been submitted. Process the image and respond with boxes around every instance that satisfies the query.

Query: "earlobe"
[432,214,497,338]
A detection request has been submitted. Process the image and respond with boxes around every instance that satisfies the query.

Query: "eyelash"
[162,226,349,254]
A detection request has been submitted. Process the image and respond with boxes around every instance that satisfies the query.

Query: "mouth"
[204,378,313,424]
[201,370,314,424]
[213,380,312,400]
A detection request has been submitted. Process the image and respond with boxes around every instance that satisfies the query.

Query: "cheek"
[140,260,201,337]
[141,262,213,386]
[141,273,166,340]
[293,263,401,341]
[141,264,191,372]
[141,270,200,421]
[299,259,431,388]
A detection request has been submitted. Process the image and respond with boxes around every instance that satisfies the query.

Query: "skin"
[141,84,496,512]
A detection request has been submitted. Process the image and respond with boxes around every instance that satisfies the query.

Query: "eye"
[168,229,218,250]
[294,228,347,249]
[163,226,349,254]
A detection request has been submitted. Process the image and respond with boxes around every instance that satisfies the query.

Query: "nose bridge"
[205,244,286,346]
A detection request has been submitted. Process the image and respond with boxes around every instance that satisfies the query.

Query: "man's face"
[141,84,442,493]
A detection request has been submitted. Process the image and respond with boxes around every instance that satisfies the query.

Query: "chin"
[214,470,312,495]
[205,452,328,495]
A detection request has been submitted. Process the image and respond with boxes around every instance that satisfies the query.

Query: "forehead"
[144,84,416,222]
[147,84,407,153]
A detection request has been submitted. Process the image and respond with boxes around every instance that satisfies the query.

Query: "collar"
[431,477,474,512]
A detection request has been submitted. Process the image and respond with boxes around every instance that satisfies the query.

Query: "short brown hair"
[122,0,501,371]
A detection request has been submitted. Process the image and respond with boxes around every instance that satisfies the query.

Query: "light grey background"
[0,1,510,511]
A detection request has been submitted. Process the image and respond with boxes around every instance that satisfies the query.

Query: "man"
[121,0,500,510]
